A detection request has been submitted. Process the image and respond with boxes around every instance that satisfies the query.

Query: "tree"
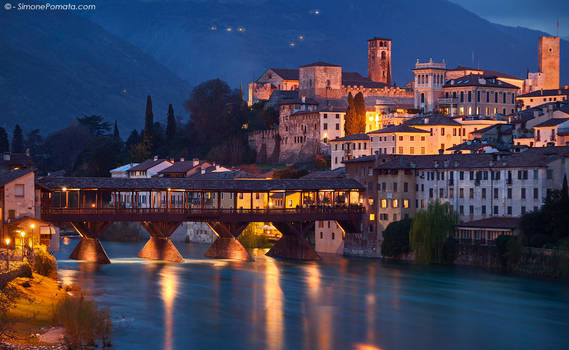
[166,104,176,142]
[353,92,366,133]
[344,92,366,135]
[381,218,411,258]
[77,115,111,136]
[73,136,126,177]
[113,120,120,139]
[0,127,9,153]
[410,200,458,264]
[11,124,24,153]
[143,95,154,156]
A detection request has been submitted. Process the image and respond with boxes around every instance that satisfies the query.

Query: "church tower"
[538,36,560,89]
[368,37,391,84]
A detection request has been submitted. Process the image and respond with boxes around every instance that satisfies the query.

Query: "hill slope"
[84,0,568,89]
[0,7,191,133]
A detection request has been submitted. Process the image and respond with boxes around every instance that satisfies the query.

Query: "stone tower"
[368,37,391,84]
[538,36,560,89]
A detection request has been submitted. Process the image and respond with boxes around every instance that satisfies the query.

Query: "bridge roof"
[37,177,365,191]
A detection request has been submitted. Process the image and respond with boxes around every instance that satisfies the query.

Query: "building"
[440,74,518,117]
[413,58,447,113]
[1,169,57,251]
[405,115,465,154]
[0,152,33,171]
[158,158,231,178]
[127,157,173,178]
[248,68,299,106]
[516,87,569,109]
[278,96,321,163]
[368,37,391,84]
[110,163,139,178]
[329,134,371,170]
[368,124,430,155]
[445,66,525,91]
[533,119,569,147]
[319,105,346,144]
[370,147,569,236]
[455,217,520,245]
[539,36,560,90]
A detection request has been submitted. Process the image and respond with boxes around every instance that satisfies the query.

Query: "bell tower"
[368,37,391,84]
[538,36,560,89]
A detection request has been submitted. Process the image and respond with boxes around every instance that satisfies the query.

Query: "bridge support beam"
[139,222,183,262]
[267,222,320,261]
[69,222,112,264]
[205,222,252,261]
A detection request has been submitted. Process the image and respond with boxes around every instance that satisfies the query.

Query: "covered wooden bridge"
[38,177,365,263]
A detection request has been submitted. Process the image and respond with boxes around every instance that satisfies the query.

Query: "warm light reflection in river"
[159,265,178,350]
[52,241,569,350]
[264,257,283,350]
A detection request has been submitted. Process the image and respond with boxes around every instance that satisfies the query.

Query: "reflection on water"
[159,266,178,350]
[265,256,283,350]
[53,240,569,350]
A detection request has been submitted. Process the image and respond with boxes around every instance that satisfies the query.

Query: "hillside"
[0,7,191,133]
[84,0,568,89]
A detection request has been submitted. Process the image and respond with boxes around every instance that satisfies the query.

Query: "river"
[53,238,569,350]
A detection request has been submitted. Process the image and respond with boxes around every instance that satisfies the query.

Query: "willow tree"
[410,200,457,264]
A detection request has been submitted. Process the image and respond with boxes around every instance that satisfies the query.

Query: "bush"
[32,246,57,278]
[381,218,411,258]
[496,234,521,268]
[54,294,112,349]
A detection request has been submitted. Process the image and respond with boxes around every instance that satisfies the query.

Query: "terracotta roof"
[374,146,569,170]
[269,68,299,81]
[448,66,522,80]
[301,168,345,179]
[368,124,429,134]
[518,88,569,98]
[405,114,462,126]
[457,217,520,230]
[447,139,501,152]
[329,133,370,142]
[36,177,365,191]
[444,74,518,89]
[342,72,389,89]
[300,62,341,68]
[188,171,264,180]
[471,124,512,135]
[291,110,319,116]
[533,118,569,128]
[343,155,377,163]
[319,105,347,113]
[129,159,171,172]
[158,161,206,174]
[0,153,33,170]
[0,168,34,187]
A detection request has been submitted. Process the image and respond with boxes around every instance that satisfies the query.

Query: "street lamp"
[20,231,25,261]
[4,238,10,271]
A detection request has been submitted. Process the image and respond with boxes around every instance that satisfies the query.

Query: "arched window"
[381,51,386,59]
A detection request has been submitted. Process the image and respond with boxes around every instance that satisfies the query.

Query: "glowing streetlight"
[4,238,10,246]
[30,223,35,229]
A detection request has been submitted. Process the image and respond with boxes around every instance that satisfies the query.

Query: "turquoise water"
[53,239,569,350]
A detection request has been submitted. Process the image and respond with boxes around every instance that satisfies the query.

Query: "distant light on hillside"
[237,27,246,32]
[210,25,217,31]
[289,41,296,48]
[298,35,304,41]
[309,9,320,15]
[226,27,232,32]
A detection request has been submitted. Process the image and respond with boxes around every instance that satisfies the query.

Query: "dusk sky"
[450,0,569,39]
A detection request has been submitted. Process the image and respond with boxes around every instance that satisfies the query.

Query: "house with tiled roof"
[329,134,371,169]
[368,124,430,156]
[516,87,569,109]
[127,157,173,178]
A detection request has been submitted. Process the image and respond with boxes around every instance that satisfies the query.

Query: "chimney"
[180,157,185,162]
[153,156,158,161]
[2,152,10,161]
[193,158,199,167]
[301,96,306,103]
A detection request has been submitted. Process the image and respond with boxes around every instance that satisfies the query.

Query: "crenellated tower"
[368,37,392,84]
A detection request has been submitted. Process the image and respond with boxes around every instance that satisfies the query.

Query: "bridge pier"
[69,222,112,264]
[139,222,184,262]
[205,222,253,261]
[267,222,320,260]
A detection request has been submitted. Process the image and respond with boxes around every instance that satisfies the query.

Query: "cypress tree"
[0,127,9,153]
[113,120,120,138]
[143,95,154,156]
[166,104,176,141]
[354,92,366,134]
[11,124,24,153]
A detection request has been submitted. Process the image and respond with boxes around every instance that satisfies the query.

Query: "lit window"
[403,199,409,208]
[393,199,399,208]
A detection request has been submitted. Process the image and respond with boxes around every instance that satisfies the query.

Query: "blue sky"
[450,0,569,39]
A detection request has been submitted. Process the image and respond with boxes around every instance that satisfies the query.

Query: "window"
[521,206,526,215]
[493,206,499,215]
[494,188,499,199]
[468,91,472,102]
[482,188,486,199]
[533,188,538,199]
[469,205,474,214]
[521,188,526,199]
[441,128,445,136]
[323,113,328,119]
[336,124,340,130]
[439,188,444,198]
[459,188,464,198]
[403,199,409,208]
[507,206,512,215]
[460,171,464,180]
[459,205,464,215]
[482,205,486,215]
[381,199,387,208]
[507,188,512,199]
[449,188,454,198]
[332,232,335,240]
[393,199,399,208]
[15,184,25,197]
[410,147,414,154]
[404,183,408,192]
[399,136,403,141]
[469,188,474,199]
[393,183,398,192]
[323,123,328,130]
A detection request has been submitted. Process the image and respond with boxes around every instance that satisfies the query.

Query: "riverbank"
[1,272,67,349]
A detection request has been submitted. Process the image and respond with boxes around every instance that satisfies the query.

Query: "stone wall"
[278,112,322,163]
[248,129,280,163]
